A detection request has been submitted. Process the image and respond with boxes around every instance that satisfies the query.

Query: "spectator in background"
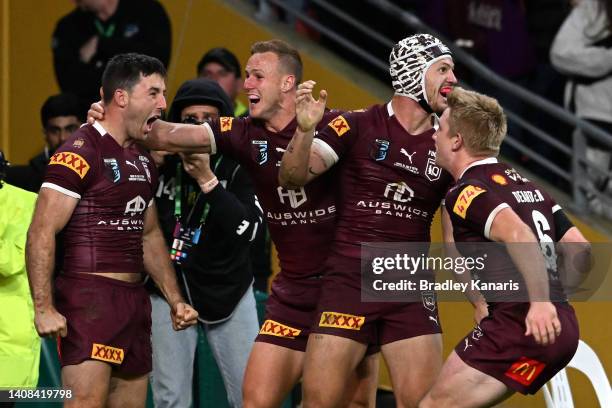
[197,48,248,117]
[5,93,82,192]
[0,151,41,397]
[550,0,612,218]
[446,0,536,157]
[52,0,171,111]
[149,79,261,408]
[523,0,574,187]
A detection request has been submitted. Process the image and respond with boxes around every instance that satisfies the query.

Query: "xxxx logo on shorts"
[220,117,234,132]
[50,152,90,178]
[319,312,365,330]
[328,116,350,137]
[91,343,124,364]
[504,357,546,386]
[453,185,486,219]
[259,320,301,339]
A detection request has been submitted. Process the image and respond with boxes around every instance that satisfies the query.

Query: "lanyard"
[174,156,223,226]
[94,20,116,38]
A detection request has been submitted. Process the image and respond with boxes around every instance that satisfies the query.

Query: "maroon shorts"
[256,275,380,354]
[54,273,152,376]
[312,274,442,346]
[455,302,579,395]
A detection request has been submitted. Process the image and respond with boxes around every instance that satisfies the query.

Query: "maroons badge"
[370,139,390,162]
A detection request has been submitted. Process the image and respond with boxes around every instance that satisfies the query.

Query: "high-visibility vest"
[0,182,40,387]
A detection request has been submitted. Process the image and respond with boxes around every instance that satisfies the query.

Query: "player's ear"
[114,89,129,108]
[452,132,463,151]
[281,74,295,93]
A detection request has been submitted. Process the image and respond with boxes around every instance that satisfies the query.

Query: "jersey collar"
[92,121,109,137]
[458,157,498,179]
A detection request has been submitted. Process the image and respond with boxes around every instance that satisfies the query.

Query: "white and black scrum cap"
[389,34,452,106]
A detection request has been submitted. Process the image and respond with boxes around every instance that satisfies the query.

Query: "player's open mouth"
[248,95,261,105]
[440,86,453,97]
[145,116,159,133]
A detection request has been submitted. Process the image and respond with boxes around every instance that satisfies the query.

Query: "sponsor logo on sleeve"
[505,357,546,386]
[91,343,124,364]
[259,319,301,338]
[72,138,85,148]
[220,117,234,132]
[319,312,365,330]
[453,185,486,219]
[491,174,508,185]
[328,116,350,137]
[49,152,90,178]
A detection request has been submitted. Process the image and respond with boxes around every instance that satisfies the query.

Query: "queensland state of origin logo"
[103,158,121,183]
[252,140,268,165]
[371,139,390,161]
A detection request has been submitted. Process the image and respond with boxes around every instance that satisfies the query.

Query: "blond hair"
[446,87,507,156]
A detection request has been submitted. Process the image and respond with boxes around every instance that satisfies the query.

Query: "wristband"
[200,176,218,193]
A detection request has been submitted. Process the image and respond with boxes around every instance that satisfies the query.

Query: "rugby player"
[27,53,198,407]
[419,87,588,407]
[279,34,457,407]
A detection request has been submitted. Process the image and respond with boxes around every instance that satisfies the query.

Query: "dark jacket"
[5,151,49,193]
[52,0,171,109]
[151,79,262,322]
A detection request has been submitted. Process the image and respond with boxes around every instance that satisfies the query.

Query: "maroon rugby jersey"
[444,158,565,301]
[42,122,158,274]
[314,103,453,260]
[209,112,341,279]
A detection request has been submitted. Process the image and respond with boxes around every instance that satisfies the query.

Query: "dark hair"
[40,93,82,127]
[101,53,167,104]
[250,39,303,85]
[197,47,242,78]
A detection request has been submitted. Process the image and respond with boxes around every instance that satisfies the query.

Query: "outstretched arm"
[144,120,214,153]
[279,81,335,188]
[86,101,213,153]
